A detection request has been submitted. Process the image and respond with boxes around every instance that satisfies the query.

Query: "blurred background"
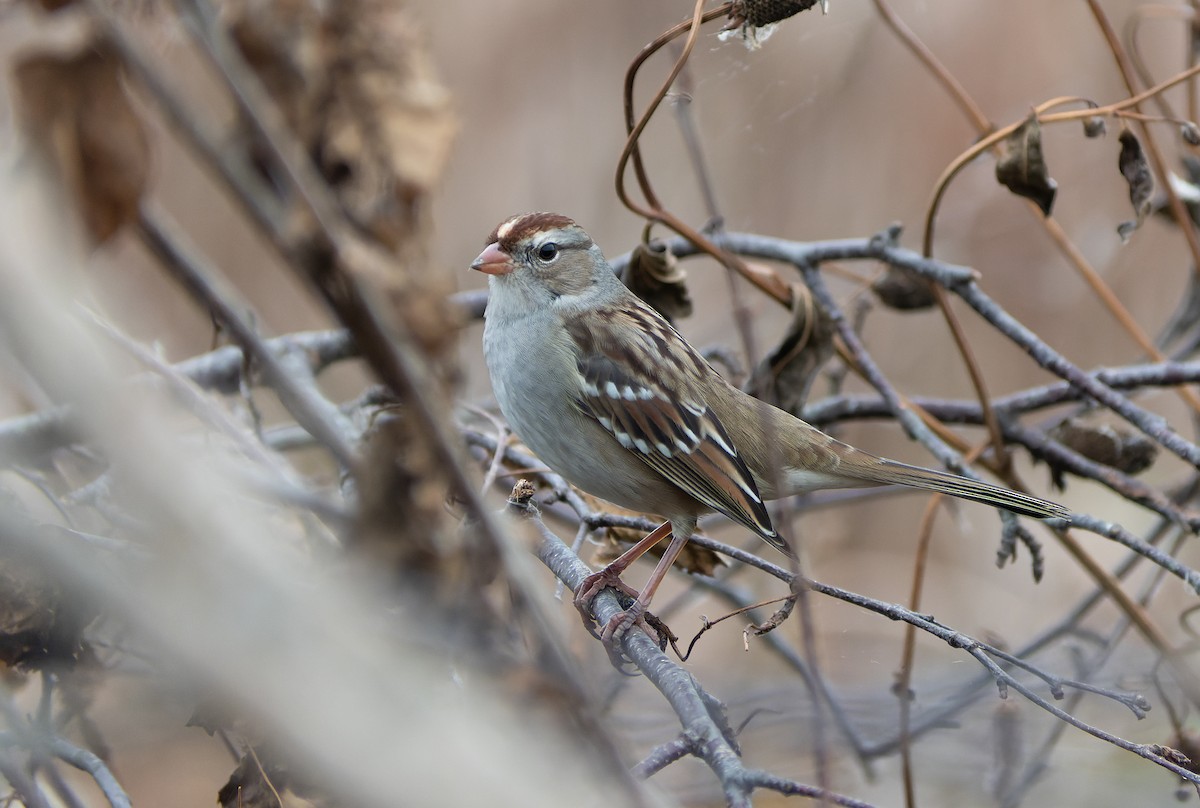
[2,1,1198,806]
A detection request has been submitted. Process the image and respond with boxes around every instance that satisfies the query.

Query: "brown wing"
[565,303,786,552]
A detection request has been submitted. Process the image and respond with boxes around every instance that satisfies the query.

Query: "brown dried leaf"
[1147,742,1193,769]
[217,748,330,808]
[1048,418,1157,482]
[744,595,796,641]
[593,534,727,578]
[1117,129,1154,242]
[580,492,727,577]
[224,0,462,368]
[995,113,1057,216]
[1165,732,1200,775]
[223,0,456,253]
[624,239,691,323]
[744,285,834,415]
[727,0,821,28]
[11,38,150,244]
[872,266,935,310]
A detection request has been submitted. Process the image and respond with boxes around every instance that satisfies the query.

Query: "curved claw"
[573,568,641,638]
[598,604,678,671]
[599,603,647,672]
[600,602,645,645]
[573,565,677,671]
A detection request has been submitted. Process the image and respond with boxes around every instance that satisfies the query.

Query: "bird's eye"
[536,242,559,262]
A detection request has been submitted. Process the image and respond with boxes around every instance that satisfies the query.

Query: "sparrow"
[472,212,1070,645]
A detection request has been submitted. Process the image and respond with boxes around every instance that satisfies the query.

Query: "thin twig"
[527,506,870,807]
[135,205,361,470]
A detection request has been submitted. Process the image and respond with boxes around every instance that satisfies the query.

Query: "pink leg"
[600,530,691,645]
[573,520,673,629]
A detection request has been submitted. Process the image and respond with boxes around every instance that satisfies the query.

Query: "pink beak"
[471,242,514,276]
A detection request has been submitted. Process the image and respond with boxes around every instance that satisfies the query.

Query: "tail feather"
[863,458,1071,521]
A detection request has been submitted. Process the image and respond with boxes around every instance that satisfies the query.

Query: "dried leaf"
[744,285,834,415]
[1048,418,1157,489]
[11,38,149,244]
[593,533,727,578]
[872,266,935,310]
[995,113,1057,216]
[223,0,463,369]
[1147,743,1193,769]
[1117,129,1154,243]
[1165,732,1200,775]
[744,595,796,641]
[580,492,727,577]
[217,748,329,808]
[727,0,821,27]
[223,0,457,253]
[624,239,692,323]
[1083,116,1107,139]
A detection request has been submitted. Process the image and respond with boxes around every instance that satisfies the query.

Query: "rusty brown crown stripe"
[488,212,579,253]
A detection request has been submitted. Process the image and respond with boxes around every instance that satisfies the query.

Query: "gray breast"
[483,310,696,519]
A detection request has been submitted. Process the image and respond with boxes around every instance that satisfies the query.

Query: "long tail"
[858,457,1071,521]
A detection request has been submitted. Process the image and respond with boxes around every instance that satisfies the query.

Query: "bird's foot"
[600,601,645,645]
[575,568,677,670]
[573,567,641,638]
[598,602,646,671]
[597,603,677,671]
